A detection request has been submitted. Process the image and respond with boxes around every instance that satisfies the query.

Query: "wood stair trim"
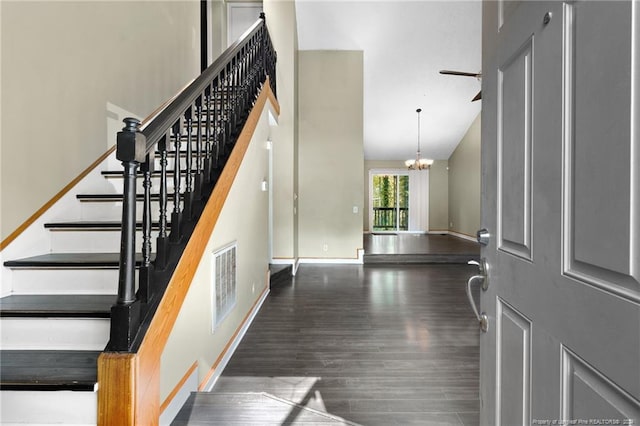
[0,350,101,391]
[97,78,279,426]
[0,294,116,318]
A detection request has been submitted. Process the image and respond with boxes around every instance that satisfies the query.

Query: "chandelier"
[405,108,434,170]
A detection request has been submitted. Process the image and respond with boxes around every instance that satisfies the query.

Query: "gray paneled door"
[480,1,640,425]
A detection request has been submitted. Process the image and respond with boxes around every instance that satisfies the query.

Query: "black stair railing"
[109,14,276,352]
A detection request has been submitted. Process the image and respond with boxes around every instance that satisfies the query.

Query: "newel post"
[110,117,146,351]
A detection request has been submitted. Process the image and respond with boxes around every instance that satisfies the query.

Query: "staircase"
[0,15,277,425]
[0,135,202,424]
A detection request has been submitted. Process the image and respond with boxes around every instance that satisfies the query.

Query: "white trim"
[297,249,364,265]
[159,367,199,426]
[447,230,477,242]
[199,287,270,392]
[270,258,295,265]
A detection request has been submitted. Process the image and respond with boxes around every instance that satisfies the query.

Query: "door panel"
[496,299,531,426]
[482,1,640,425]
[498,37,533,259]
[563,1,639,300]
[562,347,640,423]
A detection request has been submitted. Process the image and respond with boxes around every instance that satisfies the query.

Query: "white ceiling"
[295,0,482,160]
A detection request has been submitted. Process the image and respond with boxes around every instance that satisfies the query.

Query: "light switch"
[353,206,359,214]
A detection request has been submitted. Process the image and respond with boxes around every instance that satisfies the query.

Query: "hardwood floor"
[198,264,480,426]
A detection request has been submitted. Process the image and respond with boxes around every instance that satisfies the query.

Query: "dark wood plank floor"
[208,264,480,426]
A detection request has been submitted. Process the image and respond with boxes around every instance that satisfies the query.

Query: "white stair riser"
[80,200,162,221]
[1,318,109,350]
[50,230,157,253]
[10,269,119,295]
[0,390,97,425]
[102,177,182,194]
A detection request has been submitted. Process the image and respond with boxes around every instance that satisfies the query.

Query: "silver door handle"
[467,259,489,332]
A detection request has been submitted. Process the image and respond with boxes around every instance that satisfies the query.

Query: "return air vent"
[212,243,237,331]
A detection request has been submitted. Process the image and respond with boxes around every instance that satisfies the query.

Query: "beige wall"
[161,99,274,402]
[298,50,363,258]
[429,160,449,231]
[363,160,448,232]
[263,0,298,260]
[0,1,200,241]
[448,113,481,237]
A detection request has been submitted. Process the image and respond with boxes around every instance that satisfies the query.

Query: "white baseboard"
[159,366,199,426]
[198,287,270,392]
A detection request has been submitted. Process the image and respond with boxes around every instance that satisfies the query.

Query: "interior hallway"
[174,262,480,426]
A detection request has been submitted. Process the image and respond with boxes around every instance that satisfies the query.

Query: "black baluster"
[212,78,221,170]
[260,13,267,79]
[204,88,213,182]
[110,117,145,351]
[194,97,204,199]
[138,154,153,303]
[155,135,169,269]
[170,120,182,243]
[183,108,194,219]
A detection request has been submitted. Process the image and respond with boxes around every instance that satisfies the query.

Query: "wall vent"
[212,243,237,331]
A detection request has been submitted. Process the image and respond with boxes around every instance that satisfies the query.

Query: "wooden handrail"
[109,15,277,352]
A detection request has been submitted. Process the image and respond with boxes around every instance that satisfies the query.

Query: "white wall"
[1,1,200,240]
[160,99,275,405]
[298,50,363,259]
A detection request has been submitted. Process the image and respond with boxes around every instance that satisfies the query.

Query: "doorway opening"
[370,171,409,232]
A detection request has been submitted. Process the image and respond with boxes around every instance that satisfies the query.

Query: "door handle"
[467,259,489,332]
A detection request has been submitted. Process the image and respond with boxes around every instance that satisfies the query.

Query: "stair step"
[269,264,292,287]
[101,170,176,178]
[0,294,115,318]
[172,392,358,425]
[10,269,119,295]
[362,253,480,264]
[77,193,176,202]
[0,350,100,391]
[3,252,145,269]
[45,220,167,231]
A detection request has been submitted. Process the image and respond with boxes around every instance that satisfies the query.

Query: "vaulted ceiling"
[295,1,482,160]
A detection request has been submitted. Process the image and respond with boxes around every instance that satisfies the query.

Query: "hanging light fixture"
[405,108,434,170]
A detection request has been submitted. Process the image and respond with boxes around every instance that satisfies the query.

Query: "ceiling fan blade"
[472,91,482,102]
[439,70,481,77]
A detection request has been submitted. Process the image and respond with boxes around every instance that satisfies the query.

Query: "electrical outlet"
[322,244,329,252]
[252,283,255,294]
[450,222,454,228]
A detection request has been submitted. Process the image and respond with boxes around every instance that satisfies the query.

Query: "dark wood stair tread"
[101,170,175,177]
[0,350,100,391]
[0,294,115,318]
[45,220,167,230]
[77,193,176,202]
[3,252,145,268]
